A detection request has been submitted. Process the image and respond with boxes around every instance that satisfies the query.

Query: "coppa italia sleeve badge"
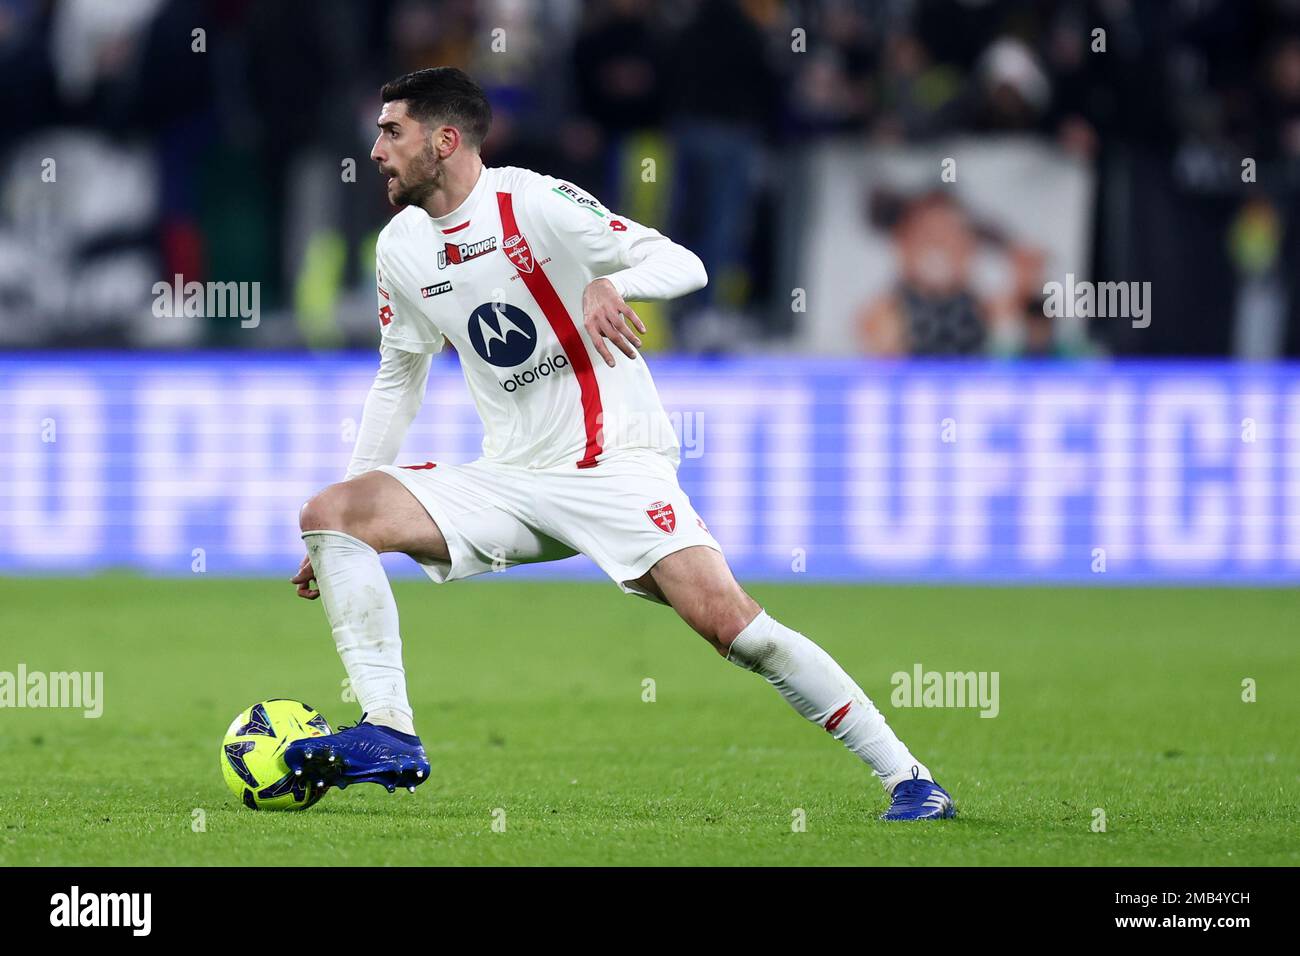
[646,501,676,534]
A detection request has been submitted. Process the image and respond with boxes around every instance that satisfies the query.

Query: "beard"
[389,141,442,208]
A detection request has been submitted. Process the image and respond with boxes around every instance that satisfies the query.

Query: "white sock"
[302,530,416,736]
[726,610,928,792]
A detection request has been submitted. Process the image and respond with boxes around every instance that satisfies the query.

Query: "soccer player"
[288,68,955,820]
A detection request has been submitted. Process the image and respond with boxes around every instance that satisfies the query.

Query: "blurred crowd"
[2,0,1300,357]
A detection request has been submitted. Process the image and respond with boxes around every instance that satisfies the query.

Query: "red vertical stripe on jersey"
[496,191,604,468]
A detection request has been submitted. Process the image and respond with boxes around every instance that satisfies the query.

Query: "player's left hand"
[582,278,645,367]
[291,553,320,600]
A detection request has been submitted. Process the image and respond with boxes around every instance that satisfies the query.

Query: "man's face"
[897,202,974,294]
[370,100,441,208]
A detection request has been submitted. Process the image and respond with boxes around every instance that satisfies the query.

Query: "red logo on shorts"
[646,501,676,534]
[400,461,437,470]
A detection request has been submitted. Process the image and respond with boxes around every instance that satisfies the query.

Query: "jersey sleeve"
[527,179,707,300]
[344,343,432,480]
[375,238,445,354]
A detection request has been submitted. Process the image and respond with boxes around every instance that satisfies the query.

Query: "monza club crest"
[503,232,535,273]
[646,501,676,534]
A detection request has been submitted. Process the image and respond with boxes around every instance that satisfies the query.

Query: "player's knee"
[710,611,755,652]
[299,484,362,537]
[695,594,761,656]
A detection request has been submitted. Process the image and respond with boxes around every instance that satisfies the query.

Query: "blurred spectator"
[573,0,665,145]
[968,36,1051,132]
[1260,34,1300,159]
[569,0,667,214]
[788,0,883,136]
[666,0,779,347]
[857,191,988,356]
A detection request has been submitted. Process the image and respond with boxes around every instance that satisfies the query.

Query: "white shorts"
[376,449,721,601]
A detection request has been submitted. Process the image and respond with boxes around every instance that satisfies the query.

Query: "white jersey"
[372,165,705,471]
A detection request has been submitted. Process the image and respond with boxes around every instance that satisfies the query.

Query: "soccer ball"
[220,699,332,810]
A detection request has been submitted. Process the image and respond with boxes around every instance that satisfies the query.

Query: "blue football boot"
[881,767,957,821]
[284,715,430,794]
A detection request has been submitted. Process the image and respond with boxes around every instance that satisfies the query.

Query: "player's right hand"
[291,554,320,600]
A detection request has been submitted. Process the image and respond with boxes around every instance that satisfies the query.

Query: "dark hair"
[380,67,492,149]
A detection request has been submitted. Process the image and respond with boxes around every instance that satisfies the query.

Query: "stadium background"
[2,0,1299,583]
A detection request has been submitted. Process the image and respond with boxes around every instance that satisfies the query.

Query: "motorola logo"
[467,301,538,367]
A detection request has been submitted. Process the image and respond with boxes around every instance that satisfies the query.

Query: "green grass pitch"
[1,575,1297,866]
